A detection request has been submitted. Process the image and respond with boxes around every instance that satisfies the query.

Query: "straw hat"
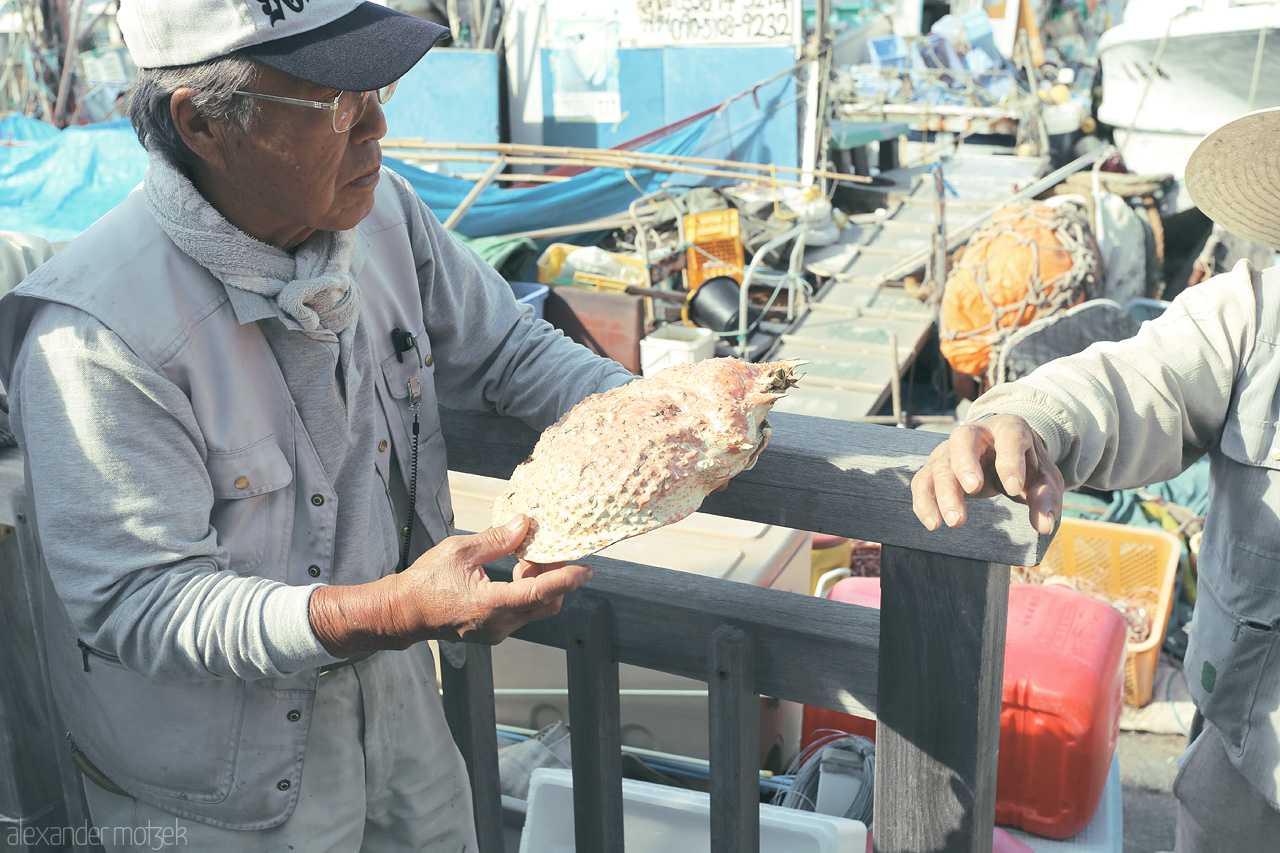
[1185,107,1280,248]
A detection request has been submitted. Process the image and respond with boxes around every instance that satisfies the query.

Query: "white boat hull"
[1097,2,1280,209]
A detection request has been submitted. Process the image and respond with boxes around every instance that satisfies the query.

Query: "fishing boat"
[1097,0,1280,211]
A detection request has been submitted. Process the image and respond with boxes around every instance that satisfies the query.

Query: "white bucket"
[639,325,716,377]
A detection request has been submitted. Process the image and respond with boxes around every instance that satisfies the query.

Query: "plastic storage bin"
[807,579,1127,840]
[1032,516,1181,706]
[509,281,550,321]
[639,324,716,377]
[521,768,866,853]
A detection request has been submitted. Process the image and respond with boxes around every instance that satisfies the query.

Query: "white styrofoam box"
[519,768,868,853]
[639,324,716,377]
[1003,754,1122,853]
[449,471,812,766]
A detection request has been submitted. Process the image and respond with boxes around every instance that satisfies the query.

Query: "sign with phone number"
[634,0,799,47]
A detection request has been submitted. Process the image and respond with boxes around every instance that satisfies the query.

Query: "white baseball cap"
[1185,107,1280,248]
[117,0,450,92]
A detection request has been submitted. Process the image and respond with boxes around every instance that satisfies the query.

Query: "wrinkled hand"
[310,515,592,657]
[392,514,592,645]
[910,414,1063,535]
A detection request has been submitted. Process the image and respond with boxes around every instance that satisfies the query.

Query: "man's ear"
[170,88,228,171]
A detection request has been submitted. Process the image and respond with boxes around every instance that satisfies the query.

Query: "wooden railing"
[437,409,1050,853]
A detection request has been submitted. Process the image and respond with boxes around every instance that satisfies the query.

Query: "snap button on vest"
[308,565,320,577]
[311,494,325,507]
[234,476,250,490]
[277,780,291,791]
[287,710,301,722]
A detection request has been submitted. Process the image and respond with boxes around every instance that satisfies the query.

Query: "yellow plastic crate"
[1028,516,1181,707]
[683,210,744,290]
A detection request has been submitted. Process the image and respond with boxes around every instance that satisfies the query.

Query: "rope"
[1189,224,1224,288]
[940,200,1100,384]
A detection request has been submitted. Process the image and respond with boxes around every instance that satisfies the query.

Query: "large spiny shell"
[491,357,805,562]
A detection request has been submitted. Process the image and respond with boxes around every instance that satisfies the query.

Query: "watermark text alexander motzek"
[6,819,187,849]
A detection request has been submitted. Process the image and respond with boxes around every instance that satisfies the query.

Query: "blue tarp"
[0,118,148,243]
[0,74,795,242]
[0,114,60,144]
[385,113,715,239]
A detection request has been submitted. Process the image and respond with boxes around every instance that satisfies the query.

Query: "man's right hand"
[310,515,592,658]
[910,414,1064,536]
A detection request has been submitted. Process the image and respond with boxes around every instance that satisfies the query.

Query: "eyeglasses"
[231,81,398,133]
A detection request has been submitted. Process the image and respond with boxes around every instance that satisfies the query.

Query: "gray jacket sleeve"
[386,173,636,428]
[11,302,338,680]
[967,261,1258,491]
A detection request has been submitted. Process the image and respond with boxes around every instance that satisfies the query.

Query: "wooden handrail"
[440,407,1051,566]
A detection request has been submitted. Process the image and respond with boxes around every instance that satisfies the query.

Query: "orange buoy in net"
[939,201,1099,381]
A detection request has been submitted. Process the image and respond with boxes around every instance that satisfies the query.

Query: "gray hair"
[127,54,262,170]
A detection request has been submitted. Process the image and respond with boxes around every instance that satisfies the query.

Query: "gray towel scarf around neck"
[143,151,360,337]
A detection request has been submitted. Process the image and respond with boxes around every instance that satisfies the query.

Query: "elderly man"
[0,0,633,849]
[911,107,1280,851]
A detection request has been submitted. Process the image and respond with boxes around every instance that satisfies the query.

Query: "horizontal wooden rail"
[485,555,880,718]
[441,407,1051,568]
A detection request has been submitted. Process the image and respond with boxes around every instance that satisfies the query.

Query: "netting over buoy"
[940,200,1100,380]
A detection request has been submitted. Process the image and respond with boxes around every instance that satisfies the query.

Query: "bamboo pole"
[392,151,820,190]
[442,154,506,230]
[456,173,568,183]
[52,0,84,127]
[382,138,876,185]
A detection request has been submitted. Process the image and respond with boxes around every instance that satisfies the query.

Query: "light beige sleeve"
[0,231,63,296]
[967,260,1260,492]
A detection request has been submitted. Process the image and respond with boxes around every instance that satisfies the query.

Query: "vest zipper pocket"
[1233,616,1277,641]
[77,638,121,672]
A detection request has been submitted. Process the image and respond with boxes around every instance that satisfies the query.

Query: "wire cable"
[772,732,875,826]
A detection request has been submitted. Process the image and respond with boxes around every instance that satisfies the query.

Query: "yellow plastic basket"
[1028,516,1181,707]
[683,210,744,290]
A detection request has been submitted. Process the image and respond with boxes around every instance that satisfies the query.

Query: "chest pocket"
[205,437,292,575]
[379,333,441,442]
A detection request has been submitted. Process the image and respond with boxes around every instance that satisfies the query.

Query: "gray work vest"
[0,180,453,828]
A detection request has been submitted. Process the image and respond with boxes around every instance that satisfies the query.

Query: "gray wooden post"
[565,596,623,852]
[439,643,504,853]
[873,546,1009,853]
[708,625,759,853]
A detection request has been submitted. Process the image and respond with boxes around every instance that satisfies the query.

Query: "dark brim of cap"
[245,2,450,92]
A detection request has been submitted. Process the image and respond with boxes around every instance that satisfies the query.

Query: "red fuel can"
[804,577,1127,839]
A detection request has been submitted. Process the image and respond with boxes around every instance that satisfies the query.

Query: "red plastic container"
[806,577,1127,839]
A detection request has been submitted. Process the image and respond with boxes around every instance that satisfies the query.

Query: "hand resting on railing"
[909,413,1063,536]
[308,514,592,658]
